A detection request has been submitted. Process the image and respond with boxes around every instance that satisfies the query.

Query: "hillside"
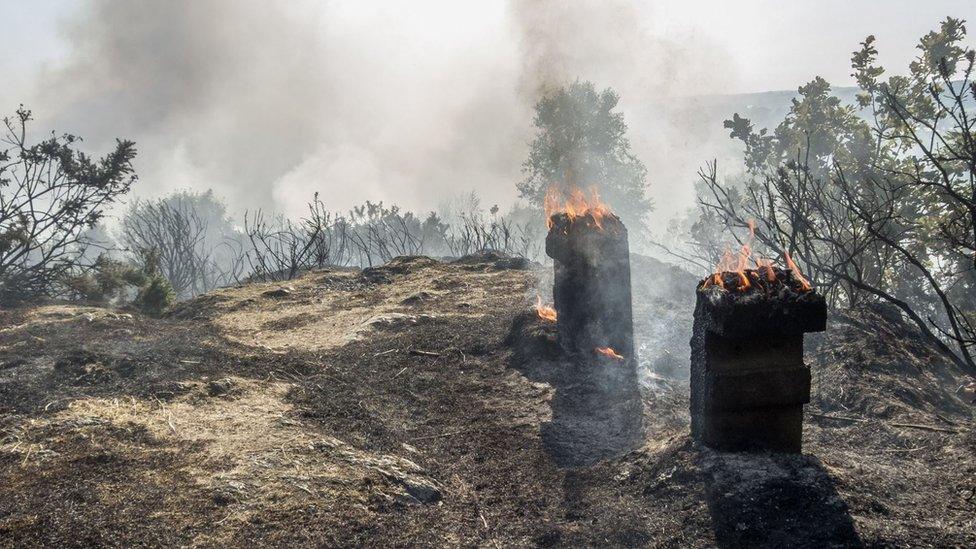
[0,254,973,547]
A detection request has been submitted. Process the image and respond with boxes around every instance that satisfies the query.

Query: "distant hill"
[634,84,866,224]
[693,85,865,130]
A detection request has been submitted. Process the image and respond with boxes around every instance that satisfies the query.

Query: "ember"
[543,185,611,230]
[534,295,557,322]
[784,251,812,292]
[595,347,624,360]
[701,265,813,295]
[701,220,814,294]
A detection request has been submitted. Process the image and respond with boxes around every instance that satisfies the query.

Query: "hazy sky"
[2,1,974,230]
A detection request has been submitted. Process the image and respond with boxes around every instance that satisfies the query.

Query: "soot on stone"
[691,266,826,453]
[542,210,643,466]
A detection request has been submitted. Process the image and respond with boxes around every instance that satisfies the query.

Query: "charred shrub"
[62,255,149,304]
[134,274,175,316]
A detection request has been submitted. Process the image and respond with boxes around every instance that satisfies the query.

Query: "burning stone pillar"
[542,210,642,465]
[691,269,826,453]
[546,212,634,362]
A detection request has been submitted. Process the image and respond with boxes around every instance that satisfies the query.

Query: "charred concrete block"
[694,284,827,339]
[695,405,806,454]
[546,212,634,360]
[691,272,826,454]
[543,210,643,464]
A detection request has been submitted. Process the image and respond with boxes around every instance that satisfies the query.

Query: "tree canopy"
[694,17,976,375]
[518,80,652,231]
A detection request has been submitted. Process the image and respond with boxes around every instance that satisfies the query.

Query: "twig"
[392,367,408,379]
[21,444,33,467]
[373,348,398,358]
[875,445,928,454]
[890,422,959,434]
[812,413,960,433]
[810,413,866,423]
[274,369,300,381]
[409,349,440,357]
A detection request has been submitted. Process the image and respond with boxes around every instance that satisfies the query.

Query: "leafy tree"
[518,80,652,231]
[134,273,175,316]
[695,17,976,375]
[0,107,136,303]
[725,77,877,179]
[61,254,148,303]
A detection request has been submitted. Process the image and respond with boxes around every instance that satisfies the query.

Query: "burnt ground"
[0,253,973,547]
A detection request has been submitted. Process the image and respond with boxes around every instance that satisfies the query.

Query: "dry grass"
[206,263,519,352]
[4,376,444,545]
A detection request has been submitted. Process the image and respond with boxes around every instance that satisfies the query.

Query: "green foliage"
[61,271,103,303]
[726,77,876,179]
[61,255,149,303]
[59,248,173,316]
[0,214,31,256]
[134,274,175,317]
[136,247,162,278]
[696,16,976,373]
[851,36,884,107]
[0,107,136,304]
[518,80,652,230]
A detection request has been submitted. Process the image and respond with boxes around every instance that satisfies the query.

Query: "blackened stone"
[542,211,643,464]
[691,283,826,454]
[695,405,805,453]
[700,366,811,412]
[696,286,827,339]
[698,333,804,372]
[402,477,442,504]
[0,358,27,370]
[546,212,635,360]
[261,286,293,299]
[208,378,237,397]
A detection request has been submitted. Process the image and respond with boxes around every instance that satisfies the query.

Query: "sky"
[1,1,975,231]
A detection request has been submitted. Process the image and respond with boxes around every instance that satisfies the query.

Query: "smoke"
[512,1,740,233]
[20,0,737,232]
[513,1,725,99]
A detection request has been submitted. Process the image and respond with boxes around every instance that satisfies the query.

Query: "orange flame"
[704,220,757,291]
[702,220,813,293]
[783,251,812,292]
[535,295,557,322]
[595,347,624,360]
[544,185,612,230]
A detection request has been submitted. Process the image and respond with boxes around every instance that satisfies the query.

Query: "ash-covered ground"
[0,254,973,547]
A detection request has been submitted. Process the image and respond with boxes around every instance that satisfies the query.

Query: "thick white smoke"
[17,0,738,231]
[511,0,738,232]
